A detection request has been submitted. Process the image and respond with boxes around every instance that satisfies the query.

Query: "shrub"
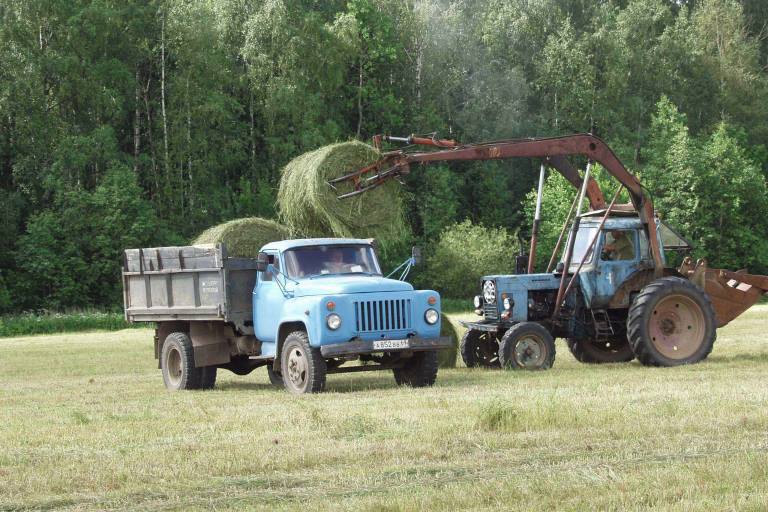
[420,220,519,298]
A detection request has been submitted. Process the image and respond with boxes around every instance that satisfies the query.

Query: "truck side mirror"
[411,246,422,266]
[255,252,268,272]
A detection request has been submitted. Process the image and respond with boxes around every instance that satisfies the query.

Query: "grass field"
[1,308,768,511]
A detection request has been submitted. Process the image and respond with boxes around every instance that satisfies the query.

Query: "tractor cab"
[569,211,692,310]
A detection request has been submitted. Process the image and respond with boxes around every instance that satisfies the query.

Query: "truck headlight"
[473,295,482,308]
[503,297,513,311]
[326,313,341,330]
[424,308,439,325]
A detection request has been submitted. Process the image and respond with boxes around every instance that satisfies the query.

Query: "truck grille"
[354,299,411,332]
[483,303,498,319]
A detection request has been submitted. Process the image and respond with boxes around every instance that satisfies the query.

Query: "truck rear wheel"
[628,277,716,366]
[498,322,556,370]
[393,351,438,387]
[161,332,202,390]
[199,367,217,390]
[566,336,635,363]
[460,329,501,368]
[280,331,326,394]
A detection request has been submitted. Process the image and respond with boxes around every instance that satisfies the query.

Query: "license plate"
[373,339,410,350]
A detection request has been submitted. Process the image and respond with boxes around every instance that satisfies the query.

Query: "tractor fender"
[607,267,683,309]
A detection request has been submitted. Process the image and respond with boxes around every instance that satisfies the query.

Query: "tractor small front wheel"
[498,322,556,370]
[460,329,501,368]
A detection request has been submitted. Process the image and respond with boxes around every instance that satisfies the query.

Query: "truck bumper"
[320,336,453,358]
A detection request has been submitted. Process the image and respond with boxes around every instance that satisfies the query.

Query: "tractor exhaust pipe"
[527,162,546,274]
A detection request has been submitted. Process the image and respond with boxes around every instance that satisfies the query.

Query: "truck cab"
[123,238,451,394]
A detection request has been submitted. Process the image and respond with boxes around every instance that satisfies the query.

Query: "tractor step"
[590,309,615,338]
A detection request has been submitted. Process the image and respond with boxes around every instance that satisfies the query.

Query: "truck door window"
[261,253,279,282]
[602,230,636,261]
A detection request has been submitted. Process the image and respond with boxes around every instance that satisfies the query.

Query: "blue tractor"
[331,133,768,369]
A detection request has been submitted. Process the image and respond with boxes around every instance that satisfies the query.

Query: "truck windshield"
[284,245,382,279]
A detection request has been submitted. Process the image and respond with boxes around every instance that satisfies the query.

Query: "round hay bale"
[277,141,405,242]
[438,315,459,368]
[193,217,289,258]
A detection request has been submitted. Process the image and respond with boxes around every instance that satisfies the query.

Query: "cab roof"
[260,238,374,252]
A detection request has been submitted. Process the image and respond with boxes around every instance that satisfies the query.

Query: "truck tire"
[498,322,556,370]
[161,332,203,390]
[280,331,326,394]
[460,329,501,368]
[628,277,716,366]
[199,367,217,390]
[267,367,283,386]
[393,350,438,387]
[566,337,635,364]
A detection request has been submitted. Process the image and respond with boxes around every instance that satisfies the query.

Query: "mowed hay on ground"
[193,217,289,258]
[2,308,768,510]
[277,141,405,242]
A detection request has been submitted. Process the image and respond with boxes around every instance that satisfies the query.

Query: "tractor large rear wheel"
[566,336,635,363]
[628,277,716,366]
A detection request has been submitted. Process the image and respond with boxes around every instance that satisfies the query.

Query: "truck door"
[253,251,284,346]
[591,229,641,306]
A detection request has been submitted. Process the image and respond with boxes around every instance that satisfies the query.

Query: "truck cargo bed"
[122,244,256,335]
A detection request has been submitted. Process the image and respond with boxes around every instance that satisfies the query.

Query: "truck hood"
[291,275,414,297]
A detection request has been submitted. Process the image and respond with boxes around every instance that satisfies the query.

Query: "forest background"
[2,0,768,312]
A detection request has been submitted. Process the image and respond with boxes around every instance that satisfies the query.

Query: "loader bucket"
[679,257,768,327]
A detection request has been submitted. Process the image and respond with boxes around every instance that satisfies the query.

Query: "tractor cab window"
[570,227,597,265]
[601,230,636,261]
[261,253,279,282]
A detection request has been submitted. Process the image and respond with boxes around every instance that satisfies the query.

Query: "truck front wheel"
[498,322,556,370]
[161,332,203,390]
[393,351,438,387]
[280,331,326,394]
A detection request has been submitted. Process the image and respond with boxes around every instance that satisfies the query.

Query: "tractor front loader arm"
[330,133,664,274]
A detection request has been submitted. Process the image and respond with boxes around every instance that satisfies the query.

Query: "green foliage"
[0,311,138,338]
[16,165,168,310]
[420,221,519,299]
[2,0,768,312]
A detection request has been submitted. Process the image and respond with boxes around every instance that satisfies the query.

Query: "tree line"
[1,0,767,311]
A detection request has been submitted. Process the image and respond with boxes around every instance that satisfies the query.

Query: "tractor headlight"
[424,308,439,325]
[483,280,496,304]
[473,295,482,308]
[326,313,342,330]
[503,297,513,311]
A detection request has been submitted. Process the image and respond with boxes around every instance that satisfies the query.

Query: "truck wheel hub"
[166,347,183,386]
[287,348,307,386]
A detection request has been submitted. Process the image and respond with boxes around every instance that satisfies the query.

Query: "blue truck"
[122,238,451,394]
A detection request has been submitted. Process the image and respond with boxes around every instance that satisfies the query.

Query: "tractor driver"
[602,230,635,260]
